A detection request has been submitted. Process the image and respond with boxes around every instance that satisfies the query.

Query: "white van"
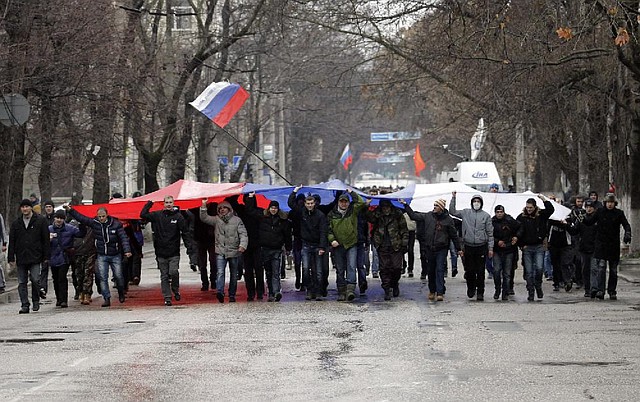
[436,161,502,192]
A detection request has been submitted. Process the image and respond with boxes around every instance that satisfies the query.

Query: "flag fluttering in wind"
[189,82,249,128]
[340,143,353,170]
[414,143,426,177]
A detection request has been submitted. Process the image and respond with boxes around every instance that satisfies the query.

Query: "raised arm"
[449,192,462,218]
[140,200,154,221]
[199,199,217,227]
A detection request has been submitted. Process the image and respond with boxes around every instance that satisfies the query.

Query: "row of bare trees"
[2,1,640,248]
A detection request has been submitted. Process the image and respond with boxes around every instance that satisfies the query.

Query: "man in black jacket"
[576,199,597,297]
[246,193,292,301]
[288,187,328,300]
[141,196,193,306]
[491,205,522,301]
[8,199,51,314]
[516,195,554,301]
[584,193,631,300]
[401,198,461,302]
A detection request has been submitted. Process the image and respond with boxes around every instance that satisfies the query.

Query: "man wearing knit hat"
[450,192,494,301]
[400,198,461,301]
[7,199,50,314]
[245,193,292,301]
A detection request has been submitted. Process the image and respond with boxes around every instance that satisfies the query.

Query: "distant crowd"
[1,188,631,314]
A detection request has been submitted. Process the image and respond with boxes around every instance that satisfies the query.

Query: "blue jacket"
[68,209,131,256]
[49,222,81,266]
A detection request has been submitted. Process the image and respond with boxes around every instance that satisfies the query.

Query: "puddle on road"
[426,350,463,360]
[535,361,629,367]
[482,321,523,332]
[416,321,451,330]
[1,338,64,343]
[25,330,80,334]
[125,320,146,324]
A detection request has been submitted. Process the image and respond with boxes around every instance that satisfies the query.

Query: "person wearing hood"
[450,192,494,301]
[516,194,554,301]
[200,198,248,303]
[327,189,367,302]
[401,198,461,301]
[366,199,408,300]
[65,204,131,307]
[245,193,292,302]
[141,196,192,306]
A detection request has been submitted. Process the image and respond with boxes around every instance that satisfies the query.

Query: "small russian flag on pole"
[189,82,249,128]
[340,143,353,170]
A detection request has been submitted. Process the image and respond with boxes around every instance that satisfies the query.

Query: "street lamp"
[442,144,469,161]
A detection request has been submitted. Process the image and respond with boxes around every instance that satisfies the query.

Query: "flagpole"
[220,127,292,185]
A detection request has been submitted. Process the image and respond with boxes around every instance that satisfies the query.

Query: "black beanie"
[19,199,33,208]
[54,210,66,219]
[44,200,55,208]
[268,200,280,209]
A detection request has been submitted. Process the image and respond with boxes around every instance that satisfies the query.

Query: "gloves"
[623,233,631,244]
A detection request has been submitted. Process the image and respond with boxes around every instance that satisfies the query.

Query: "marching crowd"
[1,187,632,314]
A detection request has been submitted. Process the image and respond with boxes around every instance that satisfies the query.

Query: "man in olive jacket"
[200,199,248,303]
[327,189,367,301]
[366,199,409,300]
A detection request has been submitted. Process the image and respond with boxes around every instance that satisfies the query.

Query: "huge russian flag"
[189,82,249,128]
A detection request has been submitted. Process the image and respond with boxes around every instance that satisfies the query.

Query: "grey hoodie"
[449,194,494,250]
[199,201,248,258]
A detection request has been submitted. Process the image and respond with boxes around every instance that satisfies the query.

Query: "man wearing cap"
[516,195,555,301]
[245,192,292,301]
[48,209,83,308]
[327,189,367,301]
[583,193,631,300]
[200,199,248,303]
[141,196,193,306]
[366,199,408,300]
[450,192,494,301]
[491,205,522,301]
[7,199,50,314]
[401,198,461,301]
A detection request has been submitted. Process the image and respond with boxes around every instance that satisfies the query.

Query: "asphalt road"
[1,249,639,401]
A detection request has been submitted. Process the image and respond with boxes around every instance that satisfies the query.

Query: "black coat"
[245,196,292,250]
[584,207,631,261]
[287,192,328,249]
[8,214,50,265]
[492,214,522,254]
[140,202,192,259]
[516,200,555,246]
[69,209,131,256]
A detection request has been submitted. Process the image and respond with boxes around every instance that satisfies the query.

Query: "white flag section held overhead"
[189,82,249,128]
[470,117,487,161]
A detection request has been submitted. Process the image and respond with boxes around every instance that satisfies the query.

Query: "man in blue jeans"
[245,193,292,302]
[66,205,131,307]
[199,199,248,303]
[288,187,328,300]
[516,195,554,301]
[401,198,461,302]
